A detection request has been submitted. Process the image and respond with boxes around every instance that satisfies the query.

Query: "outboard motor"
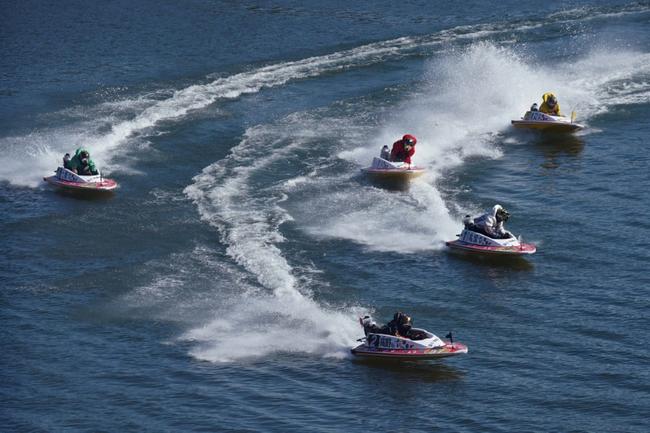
[360,315,380,336]
[380,145,390,160]
[462,215,473,229]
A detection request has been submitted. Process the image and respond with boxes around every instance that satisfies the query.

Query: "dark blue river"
[2,1,649,432]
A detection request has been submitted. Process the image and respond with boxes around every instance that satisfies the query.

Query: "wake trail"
[184,118,368,362]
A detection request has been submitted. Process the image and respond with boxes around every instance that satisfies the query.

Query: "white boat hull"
[511,111,584,132]
[446,229,536,255]
[44,167,117,192]
[362,157,425,180]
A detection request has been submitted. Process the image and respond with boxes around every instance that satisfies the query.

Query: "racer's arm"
[88,160,98,175]
[404,147,415,165]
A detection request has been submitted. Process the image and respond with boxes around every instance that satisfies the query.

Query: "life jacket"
[389,312,412,336]
[78,163,94,175]
[392,141,414,162]
[393,143,408,162]
[540,92,560,115]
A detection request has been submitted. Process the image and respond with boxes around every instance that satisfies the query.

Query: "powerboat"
[44,167,117,192]
[351,325,467,360]
[362,157,425,182]
[511,110,584,132]
[446,228,536,255]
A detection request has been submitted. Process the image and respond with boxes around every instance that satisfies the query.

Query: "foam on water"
[328,43,650,249]
[117,244,362,362]
[116,246,361,363]
[181,294,362,363]
[117,245,249,320]
[184,118,368,361]
[565,50,650,112]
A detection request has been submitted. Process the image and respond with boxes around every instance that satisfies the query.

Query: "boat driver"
[361,312,414,338]
[464,204,513,239]
[390,134,417,165]
[389,312,413,338]
[539,92,561,116]
[67,148,99,175]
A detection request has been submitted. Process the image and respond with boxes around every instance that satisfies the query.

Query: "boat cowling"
[369,157,407,170]
[55,167,102,183]
[351,328,468,359]
[522,111,570,122]
[456,228,520,247]
[363,329,445,351]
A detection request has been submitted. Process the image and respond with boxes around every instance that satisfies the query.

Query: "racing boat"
[44,167,117,192]
[362,157,425,181]
[446,228,536,255]
[511,110,584,132]
[351,325,467,360]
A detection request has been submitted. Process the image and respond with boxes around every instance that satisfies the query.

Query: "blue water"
[2,1,650,432]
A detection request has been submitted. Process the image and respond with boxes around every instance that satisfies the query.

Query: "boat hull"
[362,157,425,190]
[44,168,118,192]
[351,342,467,360]
[511,110,584,132]
[446,228,536,255]
[362,167,425,180]
[511,119,583,132]
[446,239,536,255]
[44,176,117,191]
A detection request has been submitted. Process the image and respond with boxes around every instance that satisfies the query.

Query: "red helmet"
[402,134,417,145]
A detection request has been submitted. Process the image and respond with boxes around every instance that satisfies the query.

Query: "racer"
[66,148,98,175]
[463,204,513,239]
[390,134,417,165]
[361,312,414,338]
[539,92,561,116]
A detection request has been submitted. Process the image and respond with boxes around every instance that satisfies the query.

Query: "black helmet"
[496,207,510,223]
[393,312,412,326]
[396,314,412,336]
